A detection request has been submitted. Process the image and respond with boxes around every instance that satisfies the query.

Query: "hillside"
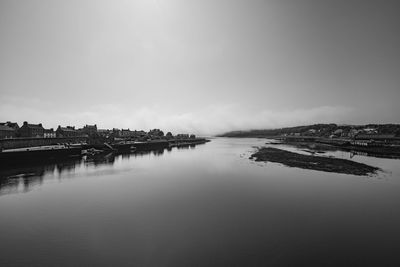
[219,124,400,138]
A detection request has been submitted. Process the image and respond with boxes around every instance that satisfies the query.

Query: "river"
[1,138,400,266]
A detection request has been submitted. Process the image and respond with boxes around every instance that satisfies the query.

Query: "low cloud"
[132,105,354,135]
[0,99,353,136]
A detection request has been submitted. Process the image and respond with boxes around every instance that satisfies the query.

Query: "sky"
[0,0,399,135]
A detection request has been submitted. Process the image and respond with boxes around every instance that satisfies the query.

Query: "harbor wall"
[0,137,88,150]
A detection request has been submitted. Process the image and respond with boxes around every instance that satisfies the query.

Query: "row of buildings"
[0,121,196,141]
[0,121,99,139]
[284,127,395,139]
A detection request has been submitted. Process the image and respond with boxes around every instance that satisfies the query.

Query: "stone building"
[44,128,56,138]
[0,121,19,131]
[0,125,16,139]
[176,134,189,139]
[118,129,147,139]
[56,126,80,137]
[97,129,112,137]
[82,124,97,135]
[18,122,45,138]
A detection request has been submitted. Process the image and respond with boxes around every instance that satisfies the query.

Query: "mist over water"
[1,138,400,266]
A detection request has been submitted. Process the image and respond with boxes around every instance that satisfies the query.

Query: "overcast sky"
[1,0,399,135]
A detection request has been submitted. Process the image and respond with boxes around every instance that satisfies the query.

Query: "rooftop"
[22,123,43,129]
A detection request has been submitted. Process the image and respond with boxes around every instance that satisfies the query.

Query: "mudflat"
[251,147,379,176]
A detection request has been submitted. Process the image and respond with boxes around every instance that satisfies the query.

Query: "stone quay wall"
[0,137,88,150]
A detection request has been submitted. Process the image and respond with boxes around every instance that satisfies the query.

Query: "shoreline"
[220,136,400,159]
[0,138,210,164]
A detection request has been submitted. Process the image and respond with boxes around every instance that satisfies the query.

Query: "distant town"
[0,121,196,141]
[220,123,400,139]
[221,123,400,158]
[0,121,210,159]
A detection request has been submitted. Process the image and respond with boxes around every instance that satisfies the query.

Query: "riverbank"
[0,138,210,164]
[250,147,380,176]
[276,139,400,159]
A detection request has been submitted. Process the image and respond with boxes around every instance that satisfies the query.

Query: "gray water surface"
[1,138,400,266]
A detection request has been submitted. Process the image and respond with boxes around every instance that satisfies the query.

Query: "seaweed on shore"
[250,147,380,176]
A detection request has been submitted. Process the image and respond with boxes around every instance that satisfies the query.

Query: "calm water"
[1,138,400,266]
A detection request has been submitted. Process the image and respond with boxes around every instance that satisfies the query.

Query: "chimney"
[23,121,28,125]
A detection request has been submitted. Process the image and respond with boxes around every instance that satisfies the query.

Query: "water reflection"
[0,144,202,196]
[84,152,116,166]
[0,138,399,267]
[281,141,400,160]
[0,158,79,195]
